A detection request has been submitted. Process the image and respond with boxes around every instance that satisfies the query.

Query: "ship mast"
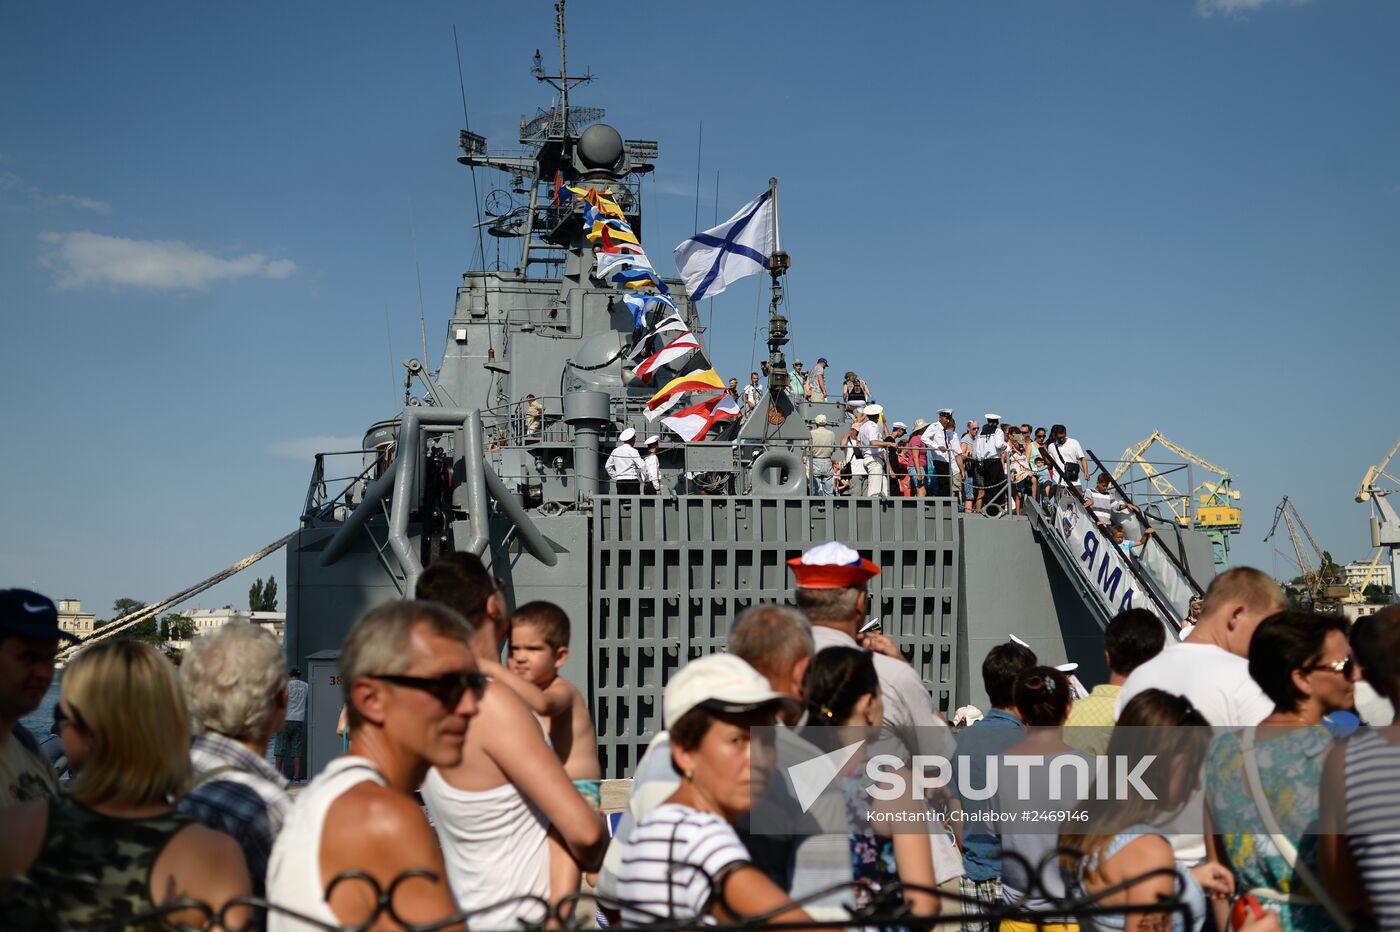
[766,177,792,394]
[531,1,592,155]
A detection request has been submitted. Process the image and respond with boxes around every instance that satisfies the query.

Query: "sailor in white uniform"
[605,427,646,495]
[642,435,663,496]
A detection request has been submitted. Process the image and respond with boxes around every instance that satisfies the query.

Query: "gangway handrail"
[1086,449,1205,599]
[1036,463,1182,630]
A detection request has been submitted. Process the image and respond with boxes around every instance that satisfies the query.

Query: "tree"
[1364,584,1393,605]
[116,616,161,643]
[249,576,278,612]
[162,613,197,642]
[112,597,145,619]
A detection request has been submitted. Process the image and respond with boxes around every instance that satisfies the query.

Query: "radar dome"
[577,124,624,170]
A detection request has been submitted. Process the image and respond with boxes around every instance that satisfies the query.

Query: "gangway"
[57,532,294,660]
[1027,452,1203,640]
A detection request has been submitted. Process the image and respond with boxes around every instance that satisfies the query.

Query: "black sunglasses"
[53,701,87,732]
[369,671,488,709]
[1308,656,1355,679]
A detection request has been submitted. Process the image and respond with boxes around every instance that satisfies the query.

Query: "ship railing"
[300,450,383,524]
[1033,451,1194,632]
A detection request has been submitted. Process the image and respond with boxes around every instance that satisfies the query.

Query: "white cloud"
[267,436,364,460]
[1196,0,1312,16]
[53,193,111,213]
[39,231,296,290]
[1,171,110,213]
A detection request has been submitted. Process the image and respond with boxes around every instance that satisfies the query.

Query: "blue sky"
[2,0,1396,618]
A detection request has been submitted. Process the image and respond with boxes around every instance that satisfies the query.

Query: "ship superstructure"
[285,10,1215,777]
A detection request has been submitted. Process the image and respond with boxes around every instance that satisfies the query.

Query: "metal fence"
[4,851,1197,931]
[590,494,960,778]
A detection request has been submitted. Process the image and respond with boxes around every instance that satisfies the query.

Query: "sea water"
[21,681,61,736]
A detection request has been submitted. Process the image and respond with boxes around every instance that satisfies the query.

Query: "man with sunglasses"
[0,590,77,805]
[266,600,484,930]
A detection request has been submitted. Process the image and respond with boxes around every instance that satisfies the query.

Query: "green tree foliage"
[249,576,278,612]
[162,613,196,642]
[112,597,145,619]
[1364,584,1393,605]
[117,616,161,643]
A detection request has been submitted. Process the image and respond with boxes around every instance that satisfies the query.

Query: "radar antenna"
[528,1,595,150]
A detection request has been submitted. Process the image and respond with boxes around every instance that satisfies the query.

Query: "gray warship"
[285,12,1215,778]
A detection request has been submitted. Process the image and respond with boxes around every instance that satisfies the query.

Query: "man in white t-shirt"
[741,372,764,411]
[1115,567,1287,869]
[1116,566,1286,726]
[274,667,310,784]
[858,405,888,497]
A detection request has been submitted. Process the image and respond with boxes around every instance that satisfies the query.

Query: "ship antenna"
[556,1,569,155]
[452,23,495,358]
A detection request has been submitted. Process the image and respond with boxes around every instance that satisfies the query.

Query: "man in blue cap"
[0,589,78,804]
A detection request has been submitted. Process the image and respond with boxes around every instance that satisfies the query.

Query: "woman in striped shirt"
[1319,605,1400,929]
[612,654,813,926]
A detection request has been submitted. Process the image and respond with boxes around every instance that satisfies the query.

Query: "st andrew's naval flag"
[673,189,774,302]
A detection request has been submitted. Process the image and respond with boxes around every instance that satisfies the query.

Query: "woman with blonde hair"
[0,639,251,930]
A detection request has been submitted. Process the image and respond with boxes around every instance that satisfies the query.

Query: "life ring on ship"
[749,449,807,497]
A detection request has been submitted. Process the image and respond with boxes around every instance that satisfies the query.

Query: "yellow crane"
[1114,431,1241,568]
[1341,547,1388,604]
[1264,496,1348,608]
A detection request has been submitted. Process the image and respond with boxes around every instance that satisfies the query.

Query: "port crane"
[1341,547,1389,604]
[1356,436,1400,606]
[1264,496,1347,609]
[1114,431,1241,569]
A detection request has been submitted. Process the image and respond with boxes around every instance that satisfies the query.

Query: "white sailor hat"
[619,427,636,443]
[892,421,907,430]
[1055,662,1079,673]
[863,403,884,417]
[787,541,880,589]
[1009,633,1030,647]
[938,408,954,417]
[644,434,660,446]
[985,413,1000,422]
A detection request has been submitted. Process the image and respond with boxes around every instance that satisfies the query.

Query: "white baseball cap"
[619,427,636,443]
[663,654,799,728]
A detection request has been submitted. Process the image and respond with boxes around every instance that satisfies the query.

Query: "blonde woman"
[0,640,251,930]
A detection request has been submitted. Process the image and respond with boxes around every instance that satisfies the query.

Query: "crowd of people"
[2,553,1399,930]
[720,362,1094,512]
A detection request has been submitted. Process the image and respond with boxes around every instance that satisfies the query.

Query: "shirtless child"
[509,602,602,794]
[509,602,603,904]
